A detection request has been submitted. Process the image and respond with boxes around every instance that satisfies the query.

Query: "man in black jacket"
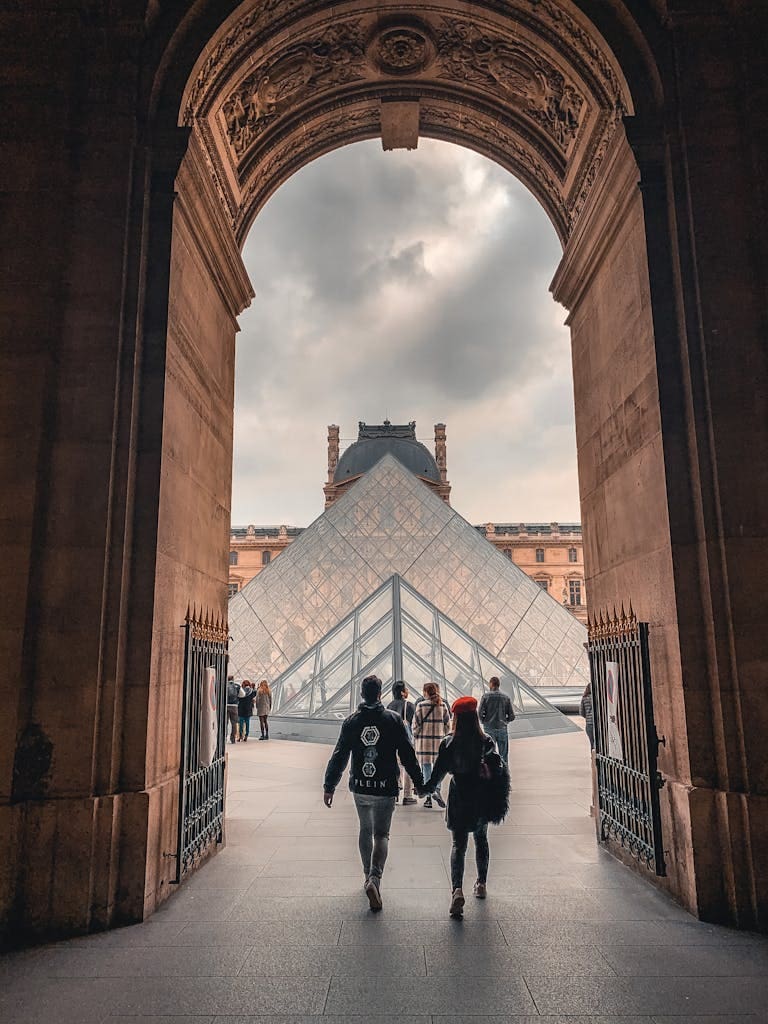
[323,675,424,910]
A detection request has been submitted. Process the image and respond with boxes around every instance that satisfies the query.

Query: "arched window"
[229,550,238,566]
[262,550,271,566]
[535,548,545,563]
[568,547,578,562]
[502,548,512,559]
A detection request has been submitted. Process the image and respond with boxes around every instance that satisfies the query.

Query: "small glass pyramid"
[273,574,575,736]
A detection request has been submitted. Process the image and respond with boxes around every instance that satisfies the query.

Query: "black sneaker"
[424,796,433,809]
[365,876,383,911]
[433,792,446,809]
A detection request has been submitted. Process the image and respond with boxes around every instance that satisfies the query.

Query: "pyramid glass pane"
[229,454,588,722]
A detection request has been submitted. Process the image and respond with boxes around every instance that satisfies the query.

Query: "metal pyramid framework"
[273,573,575,736]
[229,454,589,706]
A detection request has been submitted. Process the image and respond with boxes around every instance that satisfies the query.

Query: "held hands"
[323,790,334,808]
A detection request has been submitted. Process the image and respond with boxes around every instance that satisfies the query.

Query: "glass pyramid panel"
[229,453,589,699]
[268,575,576,736]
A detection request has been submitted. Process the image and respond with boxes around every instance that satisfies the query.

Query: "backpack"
[477,748,511,825]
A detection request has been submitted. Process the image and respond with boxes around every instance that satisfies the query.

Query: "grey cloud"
[232,139,579,526]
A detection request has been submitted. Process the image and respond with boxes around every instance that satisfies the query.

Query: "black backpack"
[478,748,511,825]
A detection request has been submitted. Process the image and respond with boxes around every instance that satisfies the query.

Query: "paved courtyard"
[2,728,768,1022]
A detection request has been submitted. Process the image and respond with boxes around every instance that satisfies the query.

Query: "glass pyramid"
[273,574,575,736]
[229,453,589,703]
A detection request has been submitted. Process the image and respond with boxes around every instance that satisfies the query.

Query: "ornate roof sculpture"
[335,421,441,484]
[228,454,589,735]
[325,420,450,507]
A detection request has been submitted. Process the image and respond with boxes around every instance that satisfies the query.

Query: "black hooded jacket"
[324,701,424,798]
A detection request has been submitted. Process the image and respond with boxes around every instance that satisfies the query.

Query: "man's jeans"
[486,726,509,764]
[227,706,238,743]
[353,794,396,880]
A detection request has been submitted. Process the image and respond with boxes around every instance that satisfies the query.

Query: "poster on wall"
[199,666,218,766]
[605,660,624,761]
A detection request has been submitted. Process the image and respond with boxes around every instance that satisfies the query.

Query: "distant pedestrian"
[226,676,245,744]
[580,682,594,750]
[256,679,272,740]
[424,695,510,918]
[478,676,515,763]
[323,675,424,911]
[412,682,450,809]
[237,680,256,741]
[387,681,417,805]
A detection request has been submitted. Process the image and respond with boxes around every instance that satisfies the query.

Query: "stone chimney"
[324,424,340,508]
[434,423,451,504]
[327,424,339,482]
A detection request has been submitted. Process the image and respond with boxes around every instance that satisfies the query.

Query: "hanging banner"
[605,660,624,761]
[199,666,218,766]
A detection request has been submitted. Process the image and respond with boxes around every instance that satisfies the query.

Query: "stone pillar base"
[0,775,185,949]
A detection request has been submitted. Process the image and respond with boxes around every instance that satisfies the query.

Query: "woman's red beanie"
[451,696,478,715]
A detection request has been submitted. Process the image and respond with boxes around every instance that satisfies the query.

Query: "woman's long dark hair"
[450,709,486,773]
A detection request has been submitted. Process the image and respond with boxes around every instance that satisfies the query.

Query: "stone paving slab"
[324,974,538,1015]
[3,731,768,1023]
[110,976,330,1016]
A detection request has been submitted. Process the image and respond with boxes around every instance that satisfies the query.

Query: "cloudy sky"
[233,138,579,527]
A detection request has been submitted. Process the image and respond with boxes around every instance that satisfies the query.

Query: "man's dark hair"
[392,680,407,699]
[489,676,500,689]
[361,674,382,704]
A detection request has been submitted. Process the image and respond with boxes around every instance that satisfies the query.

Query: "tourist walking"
[478,676,515,763]
[580,681,594,750]
[323,674,424,911]
[256,679,272,740]
[226,676,244,744]
[412,682,450,809]
[387,681,417,805]
[237,680,256,741]
[424,695,510,918]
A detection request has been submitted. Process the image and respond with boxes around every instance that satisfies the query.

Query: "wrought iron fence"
[175,606,229,882]
[587,606,666,875]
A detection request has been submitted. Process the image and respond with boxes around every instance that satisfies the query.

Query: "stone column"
[553,4,768,927]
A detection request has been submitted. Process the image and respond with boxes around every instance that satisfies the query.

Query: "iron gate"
[175,607,229,882]
[587,607,666,875]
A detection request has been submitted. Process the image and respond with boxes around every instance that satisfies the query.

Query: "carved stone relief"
[367,21,435,76]
[435,19,584,150]
[184,1,631,243]
[221,22,367,156]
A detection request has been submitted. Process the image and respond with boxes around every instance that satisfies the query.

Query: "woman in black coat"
[425,695,496,918]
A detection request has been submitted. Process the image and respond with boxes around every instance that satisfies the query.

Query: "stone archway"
[2,0,767,945]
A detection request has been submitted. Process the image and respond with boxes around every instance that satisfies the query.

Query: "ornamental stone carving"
[435,19,584,150]
[368,21,435,76]
[222,22,367,156]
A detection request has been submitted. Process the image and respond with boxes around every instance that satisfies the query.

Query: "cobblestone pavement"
[2,729,767,1022]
